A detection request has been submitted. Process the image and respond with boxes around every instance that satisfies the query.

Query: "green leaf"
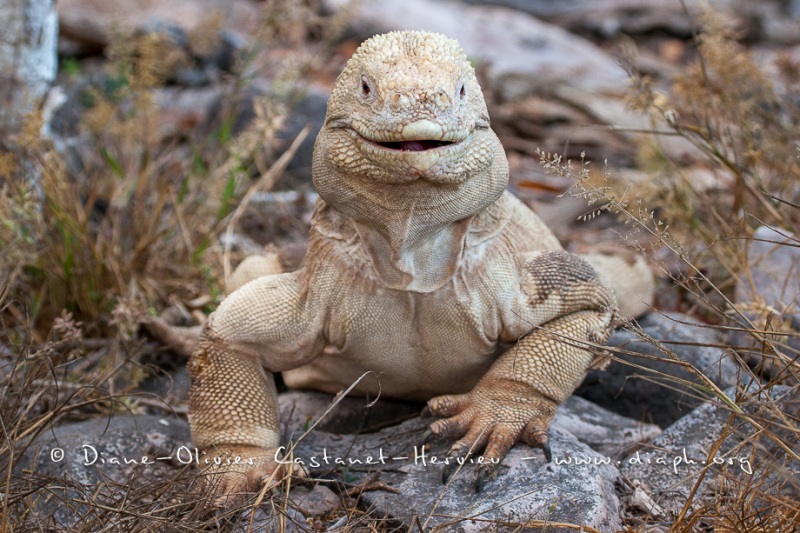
[100,147,124,178]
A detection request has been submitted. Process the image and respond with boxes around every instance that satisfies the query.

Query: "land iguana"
[151,30,654,504]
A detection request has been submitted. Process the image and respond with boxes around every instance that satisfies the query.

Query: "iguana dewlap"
[182,30,654,502]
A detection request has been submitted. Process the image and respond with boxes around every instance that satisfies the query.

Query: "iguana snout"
[347,65,477,175]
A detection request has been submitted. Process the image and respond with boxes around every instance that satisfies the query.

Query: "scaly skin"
[181,31,653,503]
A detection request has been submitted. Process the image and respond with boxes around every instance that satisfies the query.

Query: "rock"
[58,0,262,53]
[728,310,800,384]
[238,507,307,533]
[735,226,800,317]
[464,0,720,38]
[196,81,323,190]
[57,14,243,85]
[0,342,14,381]
[466,0,800,45]
[554,395,661,458]
[139,365,191,406]
[322,0,699,162]
[288,417,622,532]
[743,0,800,46]
[153,86,221,141]
[217,83,328,189]
[729,225,800,382]
[619,385,798,521]
[274,389,662,530]
[19,414,192,482]
[325,0,627,99]
[0,0,58,195]
[493,94,635,164]
[277,389,659,459]
[277,88,329,188]
[290,484,341,517]
[792,0,800,17]
[15,415,193,526]
[576,312,741,427]
[274,386,661,531]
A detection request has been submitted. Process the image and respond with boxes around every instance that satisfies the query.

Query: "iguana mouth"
[374,140,455,152]
[350,119,467,154]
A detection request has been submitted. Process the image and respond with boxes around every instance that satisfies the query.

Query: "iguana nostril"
[433,90,451,109]
[390,92,410,111]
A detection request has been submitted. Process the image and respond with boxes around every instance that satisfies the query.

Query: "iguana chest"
[281,193,559,400]
[282,265,517,401]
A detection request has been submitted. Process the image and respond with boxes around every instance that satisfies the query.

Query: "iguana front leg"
[188,270,324,505]
[426,251,616,491]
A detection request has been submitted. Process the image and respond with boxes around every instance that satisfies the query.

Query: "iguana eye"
[458,82,466,101]
[361,75,372,97]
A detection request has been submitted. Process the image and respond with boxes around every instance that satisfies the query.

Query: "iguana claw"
[441,461,458,485]
[475,466,489,493]
[542,441,552,462]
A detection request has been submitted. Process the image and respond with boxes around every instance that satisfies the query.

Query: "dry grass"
[539,6,799,532]
[1,2,798,532]
[0,1,350,530]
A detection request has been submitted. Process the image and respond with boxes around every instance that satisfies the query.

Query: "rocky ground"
[5,0,800,531]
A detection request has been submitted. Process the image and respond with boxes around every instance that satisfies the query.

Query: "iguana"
[152,30,653,503]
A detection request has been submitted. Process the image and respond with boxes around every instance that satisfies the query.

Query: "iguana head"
[313,31,508,192]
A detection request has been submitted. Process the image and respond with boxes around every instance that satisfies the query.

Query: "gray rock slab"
[555,395,661,458]
[57,0,261,50]
[465,0,728,37]
[288,416,622,532]
[325,0,626,98]
[620,385,799,521]
[278,390,660,459]
[140,364,191,406]
[577,312,741,427]
[468,0,800,45]
[18,414,192,483]
[15,415,193,526]
[736,225,800,315]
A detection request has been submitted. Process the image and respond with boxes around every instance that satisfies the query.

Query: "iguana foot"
[196,445,295,508]
[426,378,557,491]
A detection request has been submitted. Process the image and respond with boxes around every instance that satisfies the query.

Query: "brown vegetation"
[0,3,797,532]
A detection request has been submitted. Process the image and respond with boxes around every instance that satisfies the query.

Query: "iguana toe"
[427,381,558,486]
[441,444,471,485]
[475,464,491,493]
[426,393,470,418]
[521,415,555,462]
[197,445,291,509]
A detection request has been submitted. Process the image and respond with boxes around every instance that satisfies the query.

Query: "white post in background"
[0,0,58,146]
